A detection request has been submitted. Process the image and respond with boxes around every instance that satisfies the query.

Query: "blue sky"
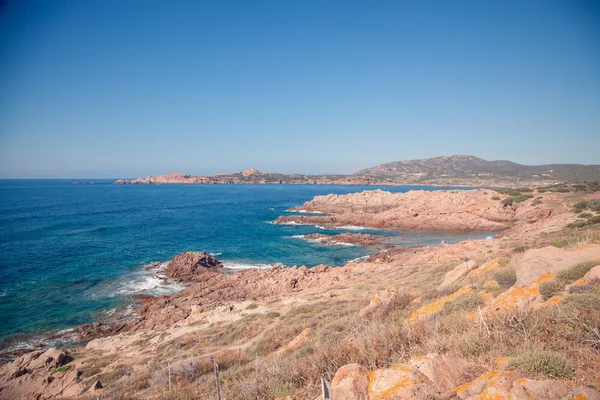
[0,0,599,178]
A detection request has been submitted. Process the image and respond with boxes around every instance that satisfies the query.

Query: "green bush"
[508,349,573,378]
[573,208,583,214]
[491,196,501,201]
[493,267,517,287]
[579,213,593,219]
[513,245,529,253]
[539,279,564,301]
[556,260,599,284]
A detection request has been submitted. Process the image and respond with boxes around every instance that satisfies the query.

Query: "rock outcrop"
[0,348,82,399]
[164,251,222,281]
[275,189,515,232]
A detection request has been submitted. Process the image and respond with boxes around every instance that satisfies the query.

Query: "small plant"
[245,303,259,310]
[491,196,501,200]
[539,279,563,301]
[513,245,529,253]
[493,267,517,287]
[573,209,583,214]
[51,365,71,375]
[508,349,573,378]
[579,213,593,219]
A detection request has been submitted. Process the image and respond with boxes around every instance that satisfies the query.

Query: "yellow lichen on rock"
[469,259,504,278]
[479,272,555,317]
[408,287,473,324]
[482,280,500,288]
[275,328,314,355]
[367,364,431,400]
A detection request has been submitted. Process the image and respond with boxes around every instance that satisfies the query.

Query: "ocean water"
[0,180,494,350]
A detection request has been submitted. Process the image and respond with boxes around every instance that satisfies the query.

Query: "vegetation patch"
[556,260,599,284]
[443,292,485,315]
[51,365,71,375]
[501,195,534,206]
[508,349,573,378]
[493,267,517,287]
[539,279,564,301]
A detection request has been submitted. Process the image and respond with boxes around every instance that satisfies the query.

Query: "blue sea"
[0,180,494,352]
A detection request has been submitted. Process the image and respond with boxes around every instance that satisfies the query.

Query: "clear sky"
[1,0,599,178]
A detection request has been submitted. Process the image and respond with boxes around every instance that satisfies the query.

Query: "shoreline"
[1,186,599,399]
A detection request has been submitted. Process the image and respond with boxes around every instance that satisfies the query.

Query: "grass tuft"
[508,349,573,378]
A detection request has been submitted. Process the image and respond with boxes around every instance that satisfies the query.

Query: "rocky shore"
[2,187,599,399]
[275,189,521,231]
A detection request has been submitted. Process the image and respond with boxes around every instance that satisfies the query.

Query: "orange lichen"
[275,328,314,354]
[479,290,494,303]
[455,370,520,399]
[469,259,504,278]
[483,280,500,288]
[367,365,425,400]
[495,356,511,369]
[408,287,473,324]
[479,272,555,317]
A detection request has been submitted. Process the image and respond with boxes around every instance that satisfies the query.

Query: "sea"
[0,180,495,353]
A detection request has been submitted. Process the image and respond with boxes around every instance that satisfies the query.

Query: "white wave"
[222,262,274,270]
[0,289,6,297]
[290,234,305,238]
[337,225,369,231]
[209,252,222,256]
[108,268,184,297]
[315,225,326,230]
[287,209,324,214]
[348,255,369,263]
[334,242,355,247]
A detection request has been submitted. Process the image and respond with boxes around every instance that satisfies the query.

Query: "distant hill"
[114,155,600,187]
[354,155,600,184]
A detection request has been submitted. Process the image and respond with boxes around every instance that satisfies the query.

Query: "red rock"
[164,251,222,281]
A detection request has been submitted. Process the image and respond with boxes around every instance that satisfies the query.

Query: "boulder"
[438,261,476,290]
[514,245,600,286]
[359,288,399,317]
[562,385,600,400]
[367,364,435,399]
[408,353,473,392]
[455,370,569,399]
[164,251,222,281]
[331,364,369,400]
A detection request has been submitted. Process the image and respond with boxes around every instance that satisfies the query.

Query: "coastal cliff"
[1,186,599,399]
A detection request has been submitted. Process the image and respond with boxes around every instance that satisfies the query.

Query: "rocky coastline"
[1,187,600,399]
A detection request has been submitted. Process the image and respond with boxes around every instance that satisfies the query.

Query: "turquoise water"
[0,181,493,350]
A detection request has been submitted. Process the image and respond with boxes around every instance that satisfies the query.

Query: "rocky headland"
[2,186,600,399]
[276,189,529,231]
[113,155,600,187]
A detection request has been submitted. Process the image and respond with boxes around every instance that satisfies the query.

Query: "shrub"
[245,303,258,310]
[573,209,583,214]
[443,293,485,315]
[580,213,593,219]
[557,260,599,284]
[550,239,569,248]
[491,196,500,200]
[493,267,517,287]
[508,349,573,378]
[539,279,564,301]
